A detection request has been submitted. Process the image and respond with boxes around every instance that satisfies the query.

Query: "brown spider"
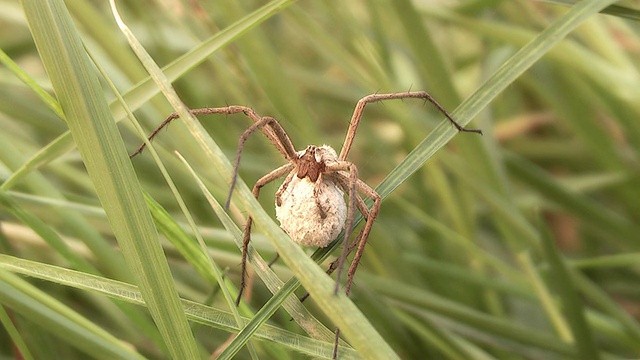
[131,91,481,330]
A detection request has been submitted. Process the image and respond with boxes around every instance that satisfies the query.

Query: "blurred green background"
[1,0,640,359]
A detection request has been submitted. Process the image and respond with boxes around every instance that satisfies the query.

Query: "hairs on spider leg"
[417,94,482,135]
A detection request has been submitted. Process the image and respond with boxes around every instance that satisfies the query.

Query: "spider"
[131,92,481,353]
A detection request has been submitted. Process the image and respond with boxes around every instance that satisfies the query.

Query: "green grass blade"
[21,1,199,358]
[505,153,639,240]
[378,0,621,201]
[0,47,64,120]
[0,304,35,360]
[538,0,640,20]
[0,190,95,273]
[0,270,145,360]
[362,273,575,355]
[0,255,361,359]
[5,0,298,191]
[538,219,599,359]
[5,0,639,358]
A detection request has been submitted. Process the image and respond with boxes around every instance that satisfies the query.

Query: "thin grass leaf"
[5,0,298,190]
[362,273,576,356]
[0,304,35,360]
[537,0,640,20]
[379,0,622,202]
[21,1,199,358]
[0,270,145,360]
[394,309,489,360]
[0,47,64,120]
[574,273,640,343]
[505,152,639,240]
[390,0,461,106]
[572,253,640,269]
[537,217,600,360]
[0,190,95,274]
[0,255,361,359]
[516,252,573,342]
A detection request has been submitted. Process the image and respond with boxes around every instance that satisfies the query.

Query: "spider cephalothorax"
[292,145,332,183]
[276,145,347,247]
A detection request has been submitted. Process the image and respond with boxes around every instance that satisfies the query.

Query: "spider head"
[295,145,338,182]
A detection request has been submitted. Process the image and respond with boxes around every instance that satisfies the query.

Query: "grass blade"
[22,1,199,358]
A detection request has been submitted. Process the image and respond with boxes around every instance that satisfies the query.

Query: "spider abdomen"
[275,175,347,247]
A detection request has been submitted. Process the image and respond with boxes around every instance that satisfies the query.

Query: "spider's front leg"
[130,106,257,158]
[235,163,294,306]
[339,91,482,161]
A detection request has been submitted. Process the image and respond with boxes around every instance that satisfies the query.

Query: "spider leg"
[338,91,482,161]
[236,163,294,306]
[132,105,301,306]
[324,161,380,297]
[325,163,358,294]
[345,197,381,296]
[333,328,341,359]
[226,116,297,210]
[130,105,298,162]
[296,173,371,303]
[297,226,366,303]
[275,170,297,207]
[130,106,249,157]
[310,173,332,219]
[324,169,379,360]
[267,253,280,267]
[343,180,380,296]
[324,180,370,277]
[331,176,371,234]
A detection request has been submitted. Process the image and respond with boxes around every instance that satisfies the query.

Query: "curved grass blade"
[0,270,145,360]
[378,0,621,200]
[5,0,298,191]
[0,255,361,359]
[22,0,199,357]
